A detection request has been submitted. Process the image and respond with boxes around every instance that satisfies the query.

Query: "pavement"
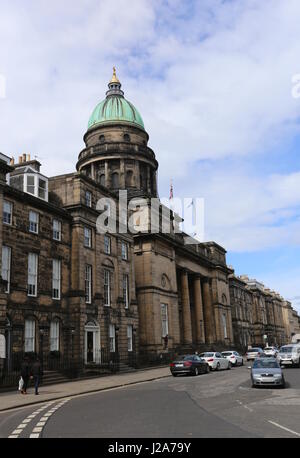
[0,366,171,412]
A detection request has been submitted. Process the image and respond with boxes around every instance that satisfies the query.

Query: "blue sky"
[0,0,300,311]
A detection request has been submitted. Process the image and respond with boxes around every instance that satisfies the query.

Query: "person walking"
[20,356,30,395]
[31,357,43,395]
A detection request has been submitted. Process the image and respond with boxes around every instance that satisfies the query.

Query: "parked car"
[277,344,300,368]
[170,354,210,377]
[246,347,264,361]
[264,346,278,357]
[221,351,244,366]
[249,357,285,388]
[199,352,231,371]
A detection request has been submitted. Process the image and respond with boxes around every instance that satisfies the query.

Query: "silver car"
[278,344,300,367]
[250,358,285,388]
[264,346,278,357]
[246,347,264,361]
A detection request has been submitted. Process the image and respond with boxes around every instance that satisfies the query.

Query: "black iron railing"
[0,348,176,390]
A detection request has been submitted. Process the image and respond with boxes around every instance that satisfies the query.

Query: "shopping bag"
[18,377,24,391]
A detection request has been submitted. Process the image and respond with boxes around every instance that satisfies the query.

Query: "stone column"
[105,161,109,187]
[91,162,95,181]
[120,159,125,188]
[134,161,140,189]
[202,279,216,344]
[193,276,205,344]
[147,166,151,194]
[181,270,193,345]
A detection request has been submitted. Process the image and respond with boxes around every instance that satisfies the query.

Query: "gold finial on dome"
[110,66,120,84]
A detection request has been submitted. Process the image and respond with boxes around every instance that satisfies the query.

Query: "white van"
[278,344,300,367]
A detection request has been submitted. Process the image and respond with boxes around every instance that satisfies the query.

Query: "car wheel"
[216,362,220,371]
[194,367,199,376]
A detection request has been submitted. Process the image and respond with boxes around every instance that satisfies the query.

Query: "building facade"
[0,70,298,372]
[229,273,297,351]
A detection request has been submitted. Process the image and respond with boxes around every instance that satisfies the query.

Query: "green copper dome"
[88,69,145,131]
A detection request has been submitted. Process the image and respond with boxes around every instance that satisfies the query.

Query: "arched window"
[126,171,133,187]
[111,172,119,189]
[124,134,130,142]
[99,135,105,143]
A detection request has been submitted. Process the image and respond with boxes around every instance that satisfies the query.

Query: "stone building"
[229,273,294,351]
[0,69,298,370]
[282,301,300,343]
[0,151,138,366]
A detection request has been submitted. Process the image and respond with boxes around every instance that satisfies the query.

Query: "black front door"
[87,332,94,363]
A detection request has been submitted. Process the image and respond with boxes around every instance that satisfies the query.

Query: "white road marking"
[28,398,71,439]
[8,400,60,438]
[243,405,253,412]
[268,421,300,437]
[236,399,253,412]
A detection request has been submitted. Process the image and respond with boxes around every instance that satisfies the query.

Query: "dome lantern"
[88,68,145,131]
[106,67,124,98]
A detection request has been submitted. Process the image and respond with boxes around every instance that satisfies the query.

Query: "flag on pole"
[169,179,174,201]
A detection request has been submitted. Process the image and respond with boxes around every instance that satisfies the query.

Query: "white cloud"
[1,0,300,308]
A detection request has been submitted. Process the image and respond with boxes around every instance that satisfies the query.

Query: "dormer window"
[38,178,47,199]
[99,135,105,143]
[9,166,48,201]
[27,175,35,195]
[124,134,130,142]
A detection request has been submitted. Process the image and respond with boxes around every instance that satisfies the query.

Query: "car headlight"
[273,374,282,378]
[253,373,261,378]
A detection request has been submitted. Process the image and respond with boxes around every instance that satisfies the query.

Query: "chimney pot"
[22,153,26,162]
[19,156,23,163]
[27,154,31,162]
[10,157,15,166]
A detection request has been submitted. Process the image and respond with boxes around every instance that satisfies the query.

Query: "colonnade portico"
[179,269,208,347]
